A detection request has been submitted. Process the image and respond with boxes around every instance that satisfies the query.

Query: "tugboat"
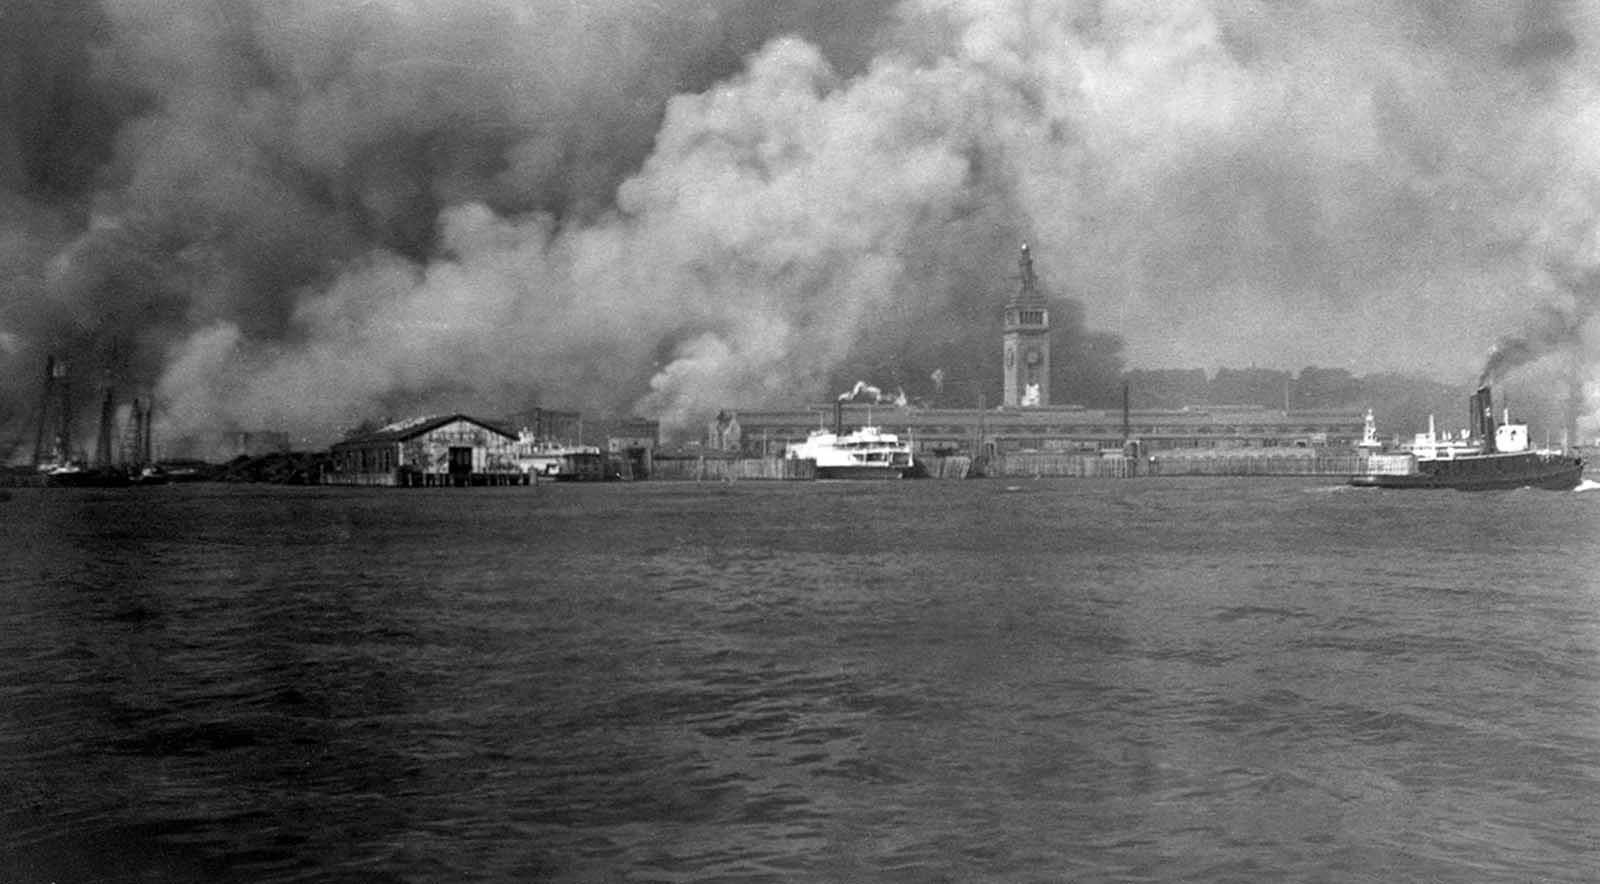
[1350,385,1584,491]
[785,400,914,480]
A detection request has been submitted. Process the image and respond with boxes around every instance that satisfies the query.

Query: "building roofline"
[331,413,517,448]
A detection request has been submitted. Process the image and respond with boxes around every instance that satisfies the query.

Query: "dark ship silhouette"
[1351,385,1584,491]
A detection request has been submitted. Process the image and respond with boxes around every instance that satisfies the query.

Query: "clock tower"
[1002,243,1050,407]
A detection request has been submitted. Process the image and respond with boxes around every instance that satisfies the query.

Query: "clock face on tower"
[1026,348,1040,365]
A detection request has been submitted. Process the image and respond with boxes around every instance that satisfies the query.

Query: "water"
[2,477,1598,882]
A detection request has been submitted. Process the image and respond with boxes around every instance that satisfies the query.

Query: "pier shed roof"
[333,414,517,448]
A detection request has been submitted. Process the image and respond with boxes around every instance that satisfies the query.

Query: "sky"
[3,0,1599,449]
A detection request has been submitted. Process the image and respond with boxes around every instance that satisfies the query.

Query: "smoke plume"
[837,382,884,403]
[5,1,1600,454]
[1480,266,1600,383]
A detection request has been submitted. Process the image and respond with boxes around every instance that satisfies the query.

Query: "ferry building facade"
[718,245,1365,458]
[721,402,1366,460]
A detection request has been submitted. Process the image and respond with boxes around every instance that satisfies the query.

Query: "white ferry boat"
[785,403,914,479]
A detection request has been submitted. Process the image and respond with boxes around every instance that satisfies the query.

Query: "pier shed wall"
[326,414,528,487]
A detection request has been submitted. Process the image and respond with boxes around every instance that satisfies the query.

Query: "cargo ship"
[1350,385,1584,491]
[785,401,914,480]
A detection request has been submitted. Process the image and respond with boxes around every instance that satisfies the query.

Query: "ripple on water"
[2,481,1599,882]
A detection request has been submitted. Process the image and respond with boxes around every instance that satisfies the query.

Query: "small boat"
[130,464,171,485]
[785,401,914,480]
[1350,385,1584,491]
[40,462,133,488]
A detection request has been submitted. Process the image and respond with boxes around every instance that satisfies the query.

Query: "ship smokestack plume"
[1479,266,1600,387]
[837,381,883,403]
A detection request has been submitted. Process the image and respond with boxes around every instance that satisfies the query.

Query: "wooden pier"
[323,470,534,487]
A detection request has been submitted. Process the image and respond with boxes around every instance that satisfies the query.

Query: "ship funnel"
[833,399,843,436]
[1472,386,1497,453]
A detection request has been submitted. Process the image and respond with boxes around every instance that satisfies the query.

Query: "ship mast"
[95,370,116,468]
[32,355,72,467]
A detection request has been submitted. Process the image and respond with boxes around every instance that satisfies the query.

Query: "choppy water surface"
[2,478,1598,882]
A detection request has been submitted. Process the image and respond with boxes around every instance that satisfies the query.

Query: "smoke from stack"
[837,381,884,403]
[1478,264,1600,442]
[1479,279,1600,386]
[4,2,1600,451]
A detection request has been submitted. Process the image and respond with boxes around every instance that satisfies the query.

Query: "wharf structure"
[326,412,662,485]
[588,417,660,479]
[720,402,1364,473]
[327,414,528,486]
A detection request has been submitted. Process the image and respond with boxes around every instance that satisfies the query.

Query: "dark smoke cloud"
[1,0,902,451]
[4,0,1600,454]
[1481,295,1597,386]
[1480,264,1600,444]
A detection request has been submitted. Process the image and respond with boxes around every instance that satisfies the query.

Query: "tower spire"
[1019,242,1038,301]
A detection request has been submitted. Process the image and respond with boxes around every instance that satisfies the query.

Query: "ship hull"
[1350,453,1584,491]
[814,465,909,480]
[44,467,132,488]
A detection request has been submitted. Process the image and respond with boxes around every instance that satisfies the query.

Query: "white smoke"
[837,381,885,403]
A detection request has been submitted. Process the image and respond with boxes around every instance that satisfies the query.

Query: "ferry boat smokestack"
[834,399,843,437]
